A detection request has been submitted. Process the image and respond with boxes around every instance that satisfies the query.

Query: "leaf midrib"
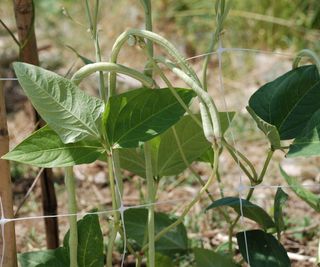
[113,94,189,146]
[24,73,99,138]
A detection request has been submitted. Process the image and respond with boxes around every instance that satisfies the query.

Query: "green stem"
[292,49,320,74]
[257,149,274,183]
[144,142,155,267]
[202,0,228,91]
[140,0,154,78]
[172,127,231,224]
[136,254,143,267]
[227,148,273,252]
[65,167,78,267]
[141,146,220,253]
[228,187,254,253]
[106,154,120,267]
[222,138,257,181]
[71,62,154,87]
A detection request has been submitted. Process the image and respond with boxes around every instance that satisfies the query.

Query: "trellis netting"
[0,2,319,267]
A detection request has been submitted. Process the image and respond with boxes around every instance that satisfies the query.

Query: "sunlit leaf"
[103,87,195,148]
[2,126,104,167]
[13,62,104,143]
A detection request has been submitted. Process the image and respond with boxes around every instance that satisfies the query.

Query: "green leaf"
[124,208,188,256]
[19,214,104,267]
[206,197,275,230]
[64,214,104,267]
[18,248,69,267]
[248,65,320,140]
[246,106,281,149]
[154,253,175,267]
[236,230,290,267]
[103,87,195,148]
[274,188,288,235]
[119,112,234,177]
[13,62,104,143]
[2,126,104,167]
[280,166,320,212]
[194,248,240,267]
[288,109,320,157]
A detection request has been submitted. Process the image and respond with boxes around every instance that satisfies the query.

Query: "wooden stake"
[0,80,17,267]
[13,0,59,249]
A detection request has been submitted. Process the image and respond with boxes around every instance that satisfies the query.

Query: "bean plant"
[2,0,320,266]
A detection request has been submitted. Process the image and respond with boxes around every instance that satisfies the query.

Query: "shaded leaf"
[288,109,320,157]
[124,208,188,256]
[274,188,289,235]
[64,214,104,267]
[103,87,195,148]
[280,166,320,212]
[194,248,239,267]
[13,62,104,143]
[18,248,69,267]
[19,214,104,267]
[237,230,290,267]
[246,106,281,149]
[119,112,234,177]
[248,65,320,140]
[154,253,175,267]
[206,197,275,230]
[2,126,104,167]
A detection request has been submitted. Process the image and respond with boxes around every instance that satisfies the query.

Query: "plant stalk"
[64,166,78,267]
[141,146,220,253]
[144,142,155,267]
[106,154,120,267]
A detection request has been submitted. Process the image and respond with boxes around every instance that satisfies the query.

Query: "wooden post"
[13,0,59,249]
[0,80,17,267]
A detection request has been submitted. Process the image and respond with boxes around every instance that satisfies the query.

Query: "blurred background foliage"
[1,0,319,67]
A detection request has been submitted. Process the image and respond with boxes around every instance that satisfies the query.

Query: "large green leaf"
[18,248,69,267]
[280,166,320,212]
[288,109,320,157]
[194,248,240,267]
[13,62,104,143]
[119,112,234,177]
[274,188,288,235]
[2,126,104,167]
[248,65,320,140]
[103,87,195,148]
[124,208,188,256]
[206,197,275,230]
[236,230,290,267]
[64,214,104,267]
[18,214,103,267]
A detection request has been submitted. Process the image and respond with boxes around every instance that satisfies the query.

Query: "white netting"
[0,45,318,267]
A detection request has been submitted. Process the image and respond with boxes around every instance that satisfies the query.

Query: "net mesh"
[0,24,318,267]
